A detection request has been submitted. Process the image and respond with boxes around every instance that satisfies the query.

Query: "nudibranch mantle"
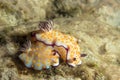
[19,20,82,70]
[35,30,82,67]
[35,20,82,67]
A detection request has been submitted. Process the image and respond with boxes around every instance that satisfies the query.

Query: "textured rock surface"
[0,0,51,30]
[0,0,120,80]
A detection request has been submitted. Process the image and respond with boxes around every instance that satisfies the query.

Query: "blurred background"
[0,0,120,80]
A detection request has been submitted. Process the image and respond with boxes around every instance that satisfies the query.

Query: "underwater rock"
[0,0,120,80]
[0,0,51,28]
[90,0,120,28]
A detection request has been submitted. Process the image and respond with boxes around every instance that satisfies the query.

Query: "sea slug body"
[35,20,82,67]
[19,40,60,70]
[19,20,82,70]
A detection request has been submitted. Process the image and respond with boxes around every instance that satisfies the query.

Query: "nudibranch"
[33,20,82,67]
[19,20,83,70]
[19,40,60,70]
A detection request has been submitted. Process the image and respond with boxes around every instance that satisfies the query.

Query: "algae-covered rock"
[52,0,101,17]
[0,0,120,80]
[0,0,51,29]
[95,2,120,27]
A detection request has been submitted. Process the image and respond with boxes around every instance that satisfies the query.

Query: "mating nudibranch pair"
[19,20,84,70]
